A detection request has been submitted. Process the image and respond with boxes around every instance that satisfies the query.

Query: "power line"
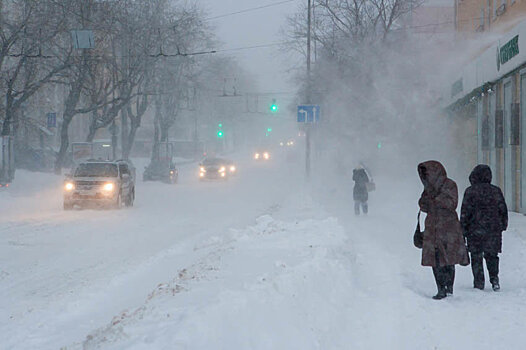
[215,41,291,53]
[205,0,296,21]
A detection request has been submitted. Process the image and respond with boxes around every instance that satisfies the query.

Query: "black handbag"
[413,211,423,249]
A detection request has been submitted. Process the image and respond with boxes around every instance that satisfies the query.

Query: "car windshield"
[75,163,118,177]
[202,158,224,166]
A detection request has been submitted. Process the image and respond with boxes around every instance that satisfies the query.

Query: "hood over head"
[418,160,447,191]
[469,164,492,185]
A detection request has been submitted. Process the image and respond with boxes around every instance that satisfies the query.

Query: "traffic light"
[217,123,224,138]
[267,127,272,132]
[270,99,278,112]
[217,130,224,138]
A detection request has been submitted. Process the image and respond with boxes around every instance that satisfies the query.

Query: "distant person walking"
[417,161,469,299]
[353,165,369,215]
[460,164,508,291]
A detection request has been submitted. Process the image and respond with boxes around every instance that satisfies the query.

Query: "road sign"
[71,30,95,49]
[46,113,56,128]
[297,105,320,123]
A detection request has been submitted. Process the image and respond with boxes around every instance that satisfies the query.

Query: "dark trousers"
[432,251,455,292]
[471,251,499,288]
[432,265,455,292]
[354,201,368,215]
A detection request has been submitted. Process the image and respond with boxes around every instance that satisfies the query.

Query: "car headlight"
[64,182,75,191]
[263,152,270,159]
[170,170,175,175]
[230,166,236,172]
[218,166,226,173]
[254,153,260,159]
[200,167,206,172]
[103,182,115,191]
[199,172,205,177]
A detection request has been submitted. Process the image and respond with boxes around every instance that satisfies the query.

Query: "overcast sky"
[199,0,301,95]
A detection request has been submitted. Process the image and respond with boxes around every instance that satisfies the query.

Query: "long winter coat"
[460,164,508,254]
[353,168,369,202]
[418,161,470,267]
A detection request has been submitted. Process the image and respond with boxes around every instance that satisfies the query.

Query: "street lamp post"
[306,0,312,180]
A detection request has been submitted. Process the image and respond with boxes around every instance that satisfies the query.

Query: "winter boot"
[487,254,500,292]
[490,277,500,292]
[445,285,453,295]
[432,287,447,300]
[474,283,484,290]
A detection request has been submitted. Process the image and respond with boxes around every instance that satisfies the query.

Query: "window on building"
[480,7,485,29]
[493,0,497,19]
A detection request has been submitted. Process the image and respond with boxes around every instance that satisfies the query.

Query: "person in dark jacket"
[418,161,470,299]
[353,166,369,215]
[460,164,508,291]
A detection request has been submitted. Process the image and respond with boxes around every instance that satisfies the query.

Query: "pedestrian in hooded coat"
[460,164,508,291]
[418,161,470,300]
[353,166,369,215]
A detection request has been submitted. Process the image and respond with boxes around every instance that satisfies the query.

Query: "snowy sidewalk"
[313,174,526,350]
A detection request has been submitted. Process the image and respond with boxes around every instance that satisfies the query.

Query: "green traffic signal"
[270,98,278,112]
[217,130,224,138]
[267,127,272,132]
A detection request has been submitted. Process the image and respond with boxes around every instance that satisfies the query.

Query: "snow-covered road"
[2,156,526,350]
[0,156,304,349]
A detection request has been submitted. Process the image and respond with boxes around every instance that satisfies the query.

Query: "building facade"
[456,0,526,34]
[448,17,526,212]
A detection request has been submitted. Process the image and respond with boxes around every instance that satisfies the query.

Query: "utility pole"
[305,0,312,180]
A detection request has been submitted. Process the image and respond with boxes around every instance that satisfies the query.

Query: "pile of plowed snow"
[79,214,353,350]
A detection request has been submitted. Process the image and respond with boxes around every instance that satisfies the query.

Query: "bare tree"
[0,0,71,136]
[53,0,123,171]
[282,0,441,160]
[147,1,212,161]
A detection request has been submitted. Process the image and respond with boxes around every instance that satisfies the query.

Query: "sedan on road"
[199,158,229,180]
[254,150,271,161]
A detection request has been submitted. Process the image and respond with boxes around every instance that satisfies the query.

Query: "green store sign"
[497,35,519,71]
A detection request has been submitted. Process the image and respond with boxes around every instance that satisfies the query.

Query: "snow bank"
[79,213,353,350]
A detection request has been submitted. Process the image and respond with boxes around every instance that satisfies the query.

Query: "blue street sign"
[297,105,321,123]
[47,113,56,128]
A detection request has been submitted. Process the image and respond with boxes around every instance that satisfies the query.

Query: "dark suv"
[63,160,135,210]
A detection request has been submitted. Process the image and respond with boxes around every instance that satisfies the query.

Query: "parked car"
[143,159,178,184]
[63,160,135,210]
